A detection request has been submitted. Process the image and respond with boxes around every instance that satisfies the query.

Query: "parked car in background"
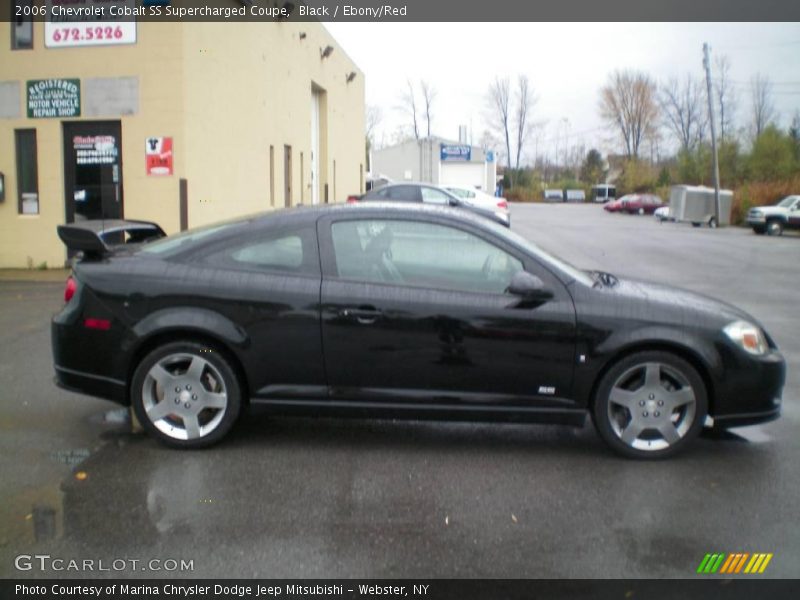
[591,184,616,204]
[565,189,586,203]
[355,182,509,227]
[622,194,664,215]
[544,189,564,202]
[443,184,511,227]
[603,197,625,213]
[654,206,674,222]
[53,204,785,458]
[746,195,800,236]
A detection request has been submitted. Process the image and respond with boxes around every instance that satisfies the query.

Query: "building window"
[12,1,34,50]
[15,129,39,214]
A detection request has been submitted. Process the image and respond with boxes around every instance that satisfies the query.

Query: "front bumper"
[712,347,785,427]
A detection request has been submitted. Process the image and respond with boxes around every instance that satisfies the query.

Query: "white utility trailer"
[669,185,733,227]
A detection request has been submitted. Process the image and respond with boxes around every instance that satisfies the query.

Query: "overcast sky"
[325,22,800,163]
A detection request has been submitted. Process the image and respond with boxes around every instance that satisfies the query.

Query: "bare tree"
[487,76,513,171]
[399,79,420,140]
[660,74,707,152]
[599,70,660,158]
[514,75,536,169]
[751,73,777,137]
[364,105,383,170]
[420,80,437,138]
[714,55,737,141]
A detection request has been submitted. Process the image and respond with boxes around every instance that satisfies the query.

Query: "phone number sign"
[45,0,137,48]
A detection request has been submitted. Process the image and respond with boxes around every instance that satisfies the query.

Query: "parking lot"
[0,203,797,579]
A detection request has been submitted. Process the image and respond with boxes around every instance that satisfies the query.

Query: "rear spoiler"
[57,219,166,257]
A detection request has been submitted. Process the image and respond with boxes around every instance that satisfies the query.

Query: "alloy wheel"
[141,353,228,441]
[606,361,696,452]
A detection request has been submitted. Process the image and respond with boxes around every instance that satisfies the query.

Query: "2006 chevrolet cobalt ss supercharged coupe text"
[52,204,785,458]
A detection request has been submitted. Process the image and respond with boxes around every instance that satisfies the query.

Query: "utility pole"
[703,43,721,226]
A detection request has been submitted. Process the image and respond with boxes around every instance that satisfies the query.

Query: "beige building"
[0,16,365,268]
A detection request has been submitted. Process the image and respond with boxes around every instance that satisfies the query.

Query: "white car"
[443,184,511,227]
[654,206,674,222]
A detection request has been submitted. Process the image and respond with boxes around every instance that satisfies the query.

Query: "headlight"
[724,320,769,355]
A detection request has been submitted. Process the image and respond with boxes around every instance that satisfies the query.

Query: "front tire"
[752,226,766,235]
[766,219,784,236]
[131,341,242,448]
[592,351,708,459]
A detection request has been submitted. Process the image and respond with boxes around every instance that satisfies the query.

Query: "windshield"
[778,196,797,208]
[447,187,473,199]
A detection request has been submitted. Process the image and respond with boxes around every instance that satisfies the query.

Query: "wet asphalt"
[0,204,797,579]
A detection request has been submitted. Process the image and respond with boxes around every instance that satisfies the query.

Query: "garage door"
[440,162,486,190]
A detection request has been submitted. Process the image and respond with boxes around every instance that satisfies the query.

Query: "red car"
[619,194,664,215]
[603,197,625,212]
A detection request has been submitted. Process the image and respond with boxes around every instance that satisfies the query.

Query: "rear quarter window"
[200,227,319,276]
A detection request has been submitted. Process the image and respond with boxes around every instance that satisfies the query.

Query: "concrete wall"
[180,22,365,228]
[0,20,364,268]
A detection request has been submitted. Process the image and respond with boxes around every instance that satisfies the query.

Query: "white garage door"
[440,162,486,190]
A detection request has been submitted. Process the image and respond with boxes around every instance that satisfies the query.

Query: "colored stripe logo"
[697,553,773,574]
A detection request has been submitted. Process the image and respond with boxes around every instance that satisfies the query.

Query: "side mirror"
[448,197,460,207]
[506,271,554,302]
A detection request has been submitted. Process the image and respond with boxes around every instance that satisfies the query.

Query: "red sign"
[145,137,173,176]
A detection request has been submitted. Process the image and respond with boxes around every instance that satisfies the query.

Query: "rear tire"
[131,341,242,448]
[592,351,708,459]
[708,217,717,229]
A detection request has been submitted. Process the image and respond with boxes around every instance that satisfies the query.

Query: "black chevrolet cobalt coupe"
[52,204,785,458]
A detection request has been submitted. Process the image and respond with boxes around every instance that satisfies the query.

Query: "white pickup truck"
[746,195,800,236]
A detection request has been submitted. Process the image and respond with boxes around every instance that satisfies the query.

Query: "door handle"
[340,306,381,324]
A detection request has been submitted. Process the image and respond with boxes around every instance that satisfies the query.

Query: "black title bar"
[6,0,800,23]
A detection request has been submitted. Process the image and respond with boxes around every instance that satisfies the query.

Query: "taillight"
[64,276,77,303]
[346,195,361,204]
[497,200,508,210]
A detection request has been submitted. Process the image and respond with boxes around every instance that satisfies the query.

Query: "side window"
[203,227,319,275]
[388,186,420,202]
[421,187,451,205]
[331,219,523,294]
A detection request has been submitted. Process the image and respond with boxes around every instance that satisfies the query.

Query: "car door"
[317,214,577,407]
[789,197,800,227]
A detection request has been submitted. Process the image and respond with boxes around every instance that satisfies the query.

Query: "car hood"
[749,206,783,215]
[602,276,754,327]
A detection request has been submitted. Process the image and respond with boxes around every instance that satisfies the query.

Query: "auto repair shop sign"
[27,79,81,118]
[441,144,471,161]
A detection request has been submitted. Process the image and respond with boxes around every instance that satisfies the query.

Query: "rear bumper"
[53,366,127,404]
